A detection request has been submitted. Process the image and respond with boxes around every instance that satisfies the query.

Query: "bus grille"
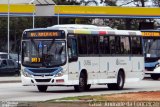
[35,79,51,82]
[29,69,54,73]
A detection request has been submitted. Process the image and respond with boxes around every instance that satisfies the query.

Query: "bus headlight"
[22,69,32,77]
[55,69,66,77]
[55,71,64,77]
[156,64,160,68]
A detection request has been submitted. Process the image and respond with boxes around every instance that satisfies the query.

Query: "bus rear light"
[56,79,64,83]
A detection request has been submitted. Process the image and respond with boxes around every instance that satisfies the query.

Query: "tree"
[153,0,160,7]
[118,0,149,7]
[100,0,117,6]
[54,0,80,5]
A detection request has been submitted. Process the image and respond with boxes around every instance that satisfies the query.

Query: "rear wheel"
[151,74,159,80]
[37,85,48,92]
[108,71,125,90]
[74,73,87,92]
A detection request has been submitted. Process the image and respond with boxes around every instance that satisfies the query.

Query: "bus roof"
[24,24,141,36]
[48,24,113,30]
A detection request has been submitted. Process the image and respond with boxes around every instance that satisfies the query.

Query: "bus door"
[67,37,79,82]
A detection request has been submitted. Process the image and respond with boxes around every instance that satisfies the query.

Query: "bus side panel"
[81,57,99,84]
[99,56,109,80]
[126,56,144,82]
[68,61,79,85]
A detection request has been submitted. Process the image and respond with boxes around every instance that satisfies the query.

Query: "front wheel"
[37,85,48,92]
[85,84,91,91]
[151,74,159,80]
[107,71,125,90]
[74,73,87,92]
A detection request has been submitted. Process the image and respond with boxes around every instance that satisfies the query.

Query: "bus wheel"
[85,84,91,91]
[151,74,159,80]
[37,85,48,92]
[107,71,125,90]
[74,73,87,92]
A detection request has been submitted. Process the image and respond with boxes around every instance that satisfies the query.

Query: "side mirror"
[67,39,72,48]
[69,56,78,62]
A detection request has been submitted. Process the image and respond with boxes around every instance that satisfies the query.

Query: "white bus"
[142,29,160,80]
[21,24,144,92]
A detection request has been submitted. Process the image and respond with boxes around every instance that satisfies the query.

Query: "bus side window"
[120,36,130,54]
[68,37,78,62]
[131,37,142,55]
[109,36,121,54]
[115,36,121,54]
[77,35,87,55]
[109,36,115,54]
[99,36,110,54]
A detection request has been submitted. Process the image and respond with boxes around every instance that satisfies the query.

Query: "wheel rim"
[118,74,123,87]
[79,77,85,89]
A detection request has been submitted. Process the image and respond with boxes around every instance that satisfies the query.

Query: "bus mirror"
[69,56,78,62]
[67,39,72,48]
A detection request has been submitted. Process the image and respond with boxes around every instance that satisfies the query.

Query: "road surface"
[0,78,160,101]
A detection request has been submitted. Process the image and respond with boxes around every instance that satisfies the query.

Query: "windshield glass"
[22,39,66,67]
[144,38,160,58]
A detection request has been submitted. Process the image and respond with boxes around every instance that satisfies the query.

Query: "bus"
[142,29,160,80]
[21,24,144,92]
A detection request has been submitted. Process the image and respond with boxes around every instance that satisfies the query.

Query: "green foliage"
[54,0,80,5]
[100,0,117,6]
[152,0,160,7]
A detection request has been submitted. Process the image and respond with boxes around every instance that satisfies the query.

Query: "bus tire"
[85,84,91,91]
[151,74,159,80]
[107,71,125,90]
[74,73,87,92]
[37,85,48,92]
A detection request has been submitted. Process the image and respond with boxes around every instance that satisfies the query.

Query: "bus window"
[131,37,142,55]
[68,38,78,62]
[77,35,87,55]
[87,35,94,54]
[92,36,99,54]
[120,36,130,54]
[109,36,115,54]
[99,36,109,54]
[115,36,121,54]
[109,36,120,54]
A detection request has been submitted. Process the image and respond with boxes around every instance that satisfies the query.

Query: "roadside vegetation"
[47,91,160,102]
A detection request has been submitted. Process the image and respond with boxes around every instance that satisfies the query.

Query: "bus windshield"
[22,39,66,67]
[144,38,160,58]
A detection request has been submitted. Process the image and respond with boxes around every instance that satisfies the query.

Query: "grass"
[46,91,160,103]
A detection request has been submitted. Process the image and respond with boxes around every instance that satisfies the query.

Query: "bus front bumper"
[21,75,70,86]
[145,67,160,74]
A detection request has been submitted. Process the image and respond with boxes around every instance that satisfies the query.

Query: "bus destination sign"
[142,32,160,37]
[30,32,58,37]
[25,30,65,38]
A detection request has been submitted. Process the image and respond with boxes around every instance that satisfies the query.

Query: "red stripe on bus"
[99,31,107,35]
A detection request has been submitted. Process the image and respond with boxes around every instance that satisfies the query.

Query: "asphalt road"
[0,78,160,102]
